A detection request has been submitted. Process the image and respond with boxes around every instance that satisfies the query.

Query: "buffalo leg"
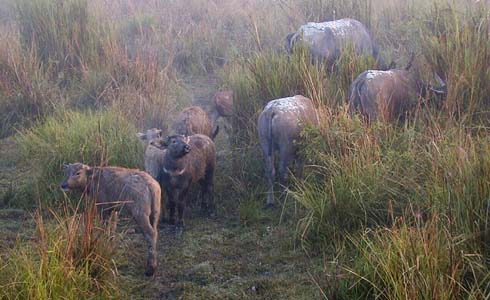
[166,188,176,226]
[263,151,275,208]
[133,210,157,276]
[278,146,294,194]
[201,168,215,215]
[176,187,189,234]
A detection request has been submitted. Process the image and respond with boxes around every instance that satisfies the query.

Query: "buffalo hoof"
[144,267,155,277]
[264,203,276,210]
[174,225,184,237]
[207,210,217,219]
[199,207,217,218]
[163,225,176,235]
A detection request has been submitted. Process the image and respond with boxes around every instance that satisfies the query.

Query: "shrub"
[16,109,143,206]
[292,108,490,253]
[291,112,428,248]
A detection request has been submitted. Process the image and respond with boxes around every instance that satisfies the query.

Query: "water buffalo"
[151,134,216,234]
[208,90,233,130]
[348,55,447,122]
[285,18,386,67]
[137,128,165,180]
[60,163,161,276]
[172,106,219,140]
[258,95,319,207]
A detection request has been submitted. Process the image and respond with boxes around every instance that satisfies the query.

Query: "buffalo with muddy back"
[285,18,387,69]
[258,95,319,208]
[348,54,447,122]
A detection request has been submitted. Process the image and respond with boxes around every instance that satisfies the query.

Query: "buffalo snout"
[60,181,70,191]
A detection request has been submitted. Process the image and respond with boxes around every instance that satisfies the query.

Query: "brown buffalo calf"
[60,163,161,276]
[172,106,219,140]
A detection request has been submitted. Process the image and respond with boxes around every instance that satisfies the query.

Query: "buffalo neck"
[163,152,187,173]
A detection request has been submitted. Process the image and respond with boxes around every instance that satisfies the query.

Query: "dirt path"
[118,216,322,300]
[117,75,323,298]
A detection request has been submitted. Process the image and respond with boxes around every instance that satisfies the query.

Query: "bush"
[16,109,143,206]
[292,114,429,247]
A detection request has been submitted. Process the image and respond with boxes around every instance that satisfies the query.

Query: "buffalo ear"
[150,139,167,149]
[285,32,296,53]
[163,136,172,147]
[62,163,69,170]
[429,85,447,95]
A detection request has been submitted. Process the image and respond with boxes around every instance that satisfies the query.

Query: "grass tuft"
[16,109,142,206]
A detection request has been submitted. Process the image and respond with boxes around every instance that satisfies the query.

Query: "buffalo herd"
[61,18,449,275]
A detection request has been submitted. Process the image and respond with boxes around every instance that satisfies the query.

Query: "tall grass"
[0,202,121,299]
[347,215,489,300]
[292,108,490,253]
[0,25,63,137]
[419,3,490,122]
[221,46,375,148]
[16,0,108,80]
[16,109,142,206]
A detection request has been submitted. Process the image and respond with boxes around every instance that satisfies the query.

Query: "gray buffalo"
[286,18,386,68]
[348,55,447,122]
[258,95,319,207]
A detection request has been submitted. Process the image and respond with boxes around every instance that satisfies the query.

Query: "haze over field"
[0,0,490,299]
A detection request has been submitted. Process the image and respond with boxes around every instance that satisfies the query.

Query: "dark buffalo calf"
[152,134,216,234]
[172,106,219,140]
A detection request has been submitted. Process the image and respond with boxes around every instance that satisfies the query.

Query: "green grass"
[346,214,490,300]
[0,204,121,300]
[15,109,143,206]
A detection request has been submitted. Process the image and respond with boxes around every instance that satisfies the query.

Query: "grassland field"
[1,0,490,299]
